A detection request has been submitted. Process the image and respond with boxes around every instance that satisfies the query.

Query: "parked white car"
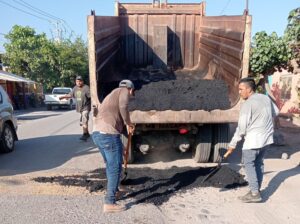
[0,86,18,153]
[44,87,75,110]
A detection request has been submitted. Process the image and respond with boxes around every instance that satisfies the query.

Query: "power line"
[219,0,231,15]
[15,0,63,21]
[14,0,74,34]
[0,0,51,22]
[0,0,75,41]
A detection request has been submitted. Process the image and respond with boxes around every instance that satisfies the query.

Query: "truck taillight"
[179,127,189,135]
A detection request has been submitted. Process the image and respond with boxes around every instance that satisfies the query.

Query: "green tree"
[250,31,292,77]
[3,25,58,90]
[54,38,89,88]
[3,25,88,91]
[285,7,300,59]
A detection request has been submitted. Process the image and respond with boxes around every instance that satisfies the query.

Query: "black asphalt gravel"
[125,68,231,111]
[129,79,230,111]
[34,166,247,206]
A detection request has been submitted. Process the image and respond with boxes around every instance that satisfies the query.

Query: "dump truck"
[87,1,252,163]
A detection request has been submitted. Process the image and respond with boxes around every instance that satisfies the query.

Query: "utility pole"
[51,21,63,42]
[244,0,249,15]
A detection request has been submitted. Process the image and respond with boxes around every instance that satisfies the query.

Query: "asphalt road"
[1,108,299,224]
[0,109,165,224]
[0,109,98,176]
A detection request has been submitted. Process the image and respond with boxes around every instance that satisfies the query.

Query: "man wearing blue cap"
[92,79,135,213]
[60,75,91,140]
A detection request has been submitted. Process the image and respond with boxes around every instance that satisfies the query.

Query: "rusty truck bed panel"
[94,16,120,75]
[119,14,201,68]
[199,15,251,105]
[118,2,205,15]
[87,1,252,124]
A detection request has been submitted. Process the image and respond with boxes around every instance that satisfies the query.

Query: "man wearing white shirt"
[228,77,279,203]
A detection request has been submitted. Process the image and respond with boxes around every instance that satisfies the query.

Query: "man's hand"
[127,124,135,135]
[224,147,235,159]
[59,94,71,100]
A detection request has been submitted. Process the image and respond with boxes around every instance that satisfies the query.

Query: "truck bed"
[87,1,252,124]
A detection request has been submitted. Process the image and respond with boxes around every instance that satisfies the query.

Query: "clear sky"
[0,0,299,53]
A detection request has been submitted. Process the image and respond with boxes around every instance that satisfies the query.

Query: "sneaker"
[238,191,262,203]
[103,203,126,213]
[79,133,90,141]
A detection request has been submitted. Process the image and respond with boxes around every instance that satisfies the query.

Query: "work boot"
[79,133,90,141]
[103,203,126,213]
[238,191,262,203]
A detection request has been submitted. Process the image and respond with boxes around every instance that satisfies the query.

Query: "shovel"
[120,132,132,184]
[201,147,234,183]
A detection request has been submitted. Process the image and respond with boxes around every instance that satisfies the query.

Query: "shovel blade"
[120,171,128,185]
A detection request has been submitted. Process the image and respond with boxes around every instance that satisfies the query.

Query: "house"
[269,69,300,116]
[0,70,43,109]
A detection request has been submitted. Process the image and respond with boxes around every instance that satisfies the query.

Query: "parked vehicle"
[44,87,75,110]
[0,86,18,153]
[87,1,252,163]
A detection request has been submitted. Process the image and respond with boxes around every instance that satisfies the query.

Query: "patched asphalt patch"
[33,166,247,205]
[33,173,105,193]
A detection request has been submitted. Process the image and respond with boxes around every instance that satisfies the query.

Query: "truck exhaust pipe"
[139,144,150,154]
[178,143,190,152]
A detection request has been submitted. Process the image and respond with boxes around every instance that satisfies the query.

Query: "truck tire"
[47,105,52,110]
[0,123,15,153]
[212,124,229,163]
[121,134,134,164]
[193,124,212,163]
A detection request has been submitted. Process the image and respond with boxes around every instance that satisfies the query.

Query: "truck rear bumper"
[44,101,70,105]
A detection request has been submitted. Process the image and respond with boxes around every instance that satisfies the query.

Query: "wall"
[270,70,300,114]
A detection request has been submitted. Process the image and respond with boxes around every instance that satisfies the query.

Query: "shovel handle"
[124,133,132,170]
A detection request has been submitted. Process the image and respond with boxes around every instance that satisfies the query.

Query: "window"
[52,89,71,94]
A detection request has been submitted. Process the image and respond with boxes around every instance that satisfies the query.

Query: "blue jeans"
[92,131,123,204]
[242,145,269,193]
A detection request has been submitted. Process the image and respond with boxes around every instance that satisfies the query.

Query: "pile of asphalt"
[121,166,247,205]
[128,79,231,111]
[33,166,247,206]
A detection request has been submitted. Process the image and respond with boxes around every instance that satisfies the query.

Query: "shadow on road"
[262,165,300,202]
[0,135,96,176]
[16,114,61,121]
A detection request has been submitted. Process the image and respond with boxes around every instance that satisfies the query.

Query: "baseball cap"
[119,80,135,90]
[76,75,83,80]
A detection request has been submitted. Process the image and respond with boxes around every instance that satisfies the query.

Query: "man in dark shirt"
[60,75,91,140]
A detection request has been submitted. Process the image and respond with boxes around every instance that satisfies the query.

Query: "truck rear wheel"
[193,124,212,163]
[121,134,134,164]
[212,124,229,163]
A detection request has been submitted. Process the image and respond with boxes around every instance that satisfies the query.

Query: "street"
[0,109,300,224]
